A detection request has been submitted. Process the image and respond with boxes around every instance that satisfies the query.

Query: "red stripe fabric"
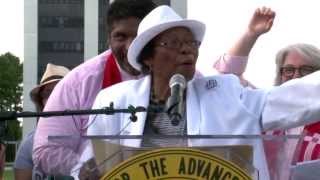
[297,122,320,162]
[102,54,122,89]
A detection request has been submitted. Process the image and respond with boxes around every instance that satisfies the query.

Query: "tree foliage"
[0,52,23,112]
[0,52,23,144]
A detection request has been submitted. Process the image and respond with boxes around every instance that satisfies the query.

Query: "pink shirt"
[213,54,248,75]
[33,50,142,175]
[214,54,255,87]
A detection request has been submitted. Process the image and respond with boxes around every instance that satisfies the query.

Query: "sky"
[0,0,24,61]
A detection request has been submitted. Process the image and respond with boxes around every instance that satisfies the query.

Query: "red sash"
[102,54,122,89]
[296,122,320,162]
[264,122,320,163]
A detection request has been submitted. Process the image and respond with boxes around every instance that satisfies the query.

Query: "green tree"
[0,52,23,162]
[0,52,23,112]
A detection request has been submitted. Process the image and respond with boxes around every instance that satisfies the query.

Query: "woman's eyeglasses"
[280,66,317,77]
[156,39,201,50]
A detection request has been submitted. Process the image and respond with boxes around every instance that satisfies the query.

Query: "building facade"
[23,0,186,137]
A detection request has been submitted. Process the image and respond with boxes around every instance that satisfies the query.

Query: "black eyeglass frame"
[155,39,201,50]
[280,66,317,77]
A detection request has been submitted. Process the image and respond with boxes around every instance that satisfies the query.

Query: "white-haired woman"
[214,7,320,180]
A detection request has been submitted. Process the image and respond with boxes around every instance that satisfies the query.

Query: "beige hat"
[30,63,70,105]
[128,5,206,71]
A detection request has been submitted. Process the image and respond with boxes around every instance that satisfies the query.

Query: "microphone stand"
[0,102,159,122]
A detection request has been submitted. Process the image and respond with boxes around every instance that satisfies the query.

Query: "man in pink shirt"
[33,0,156,176]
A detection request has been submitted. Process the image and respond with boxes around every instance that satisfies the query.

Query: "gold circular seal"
[101,148,252,180]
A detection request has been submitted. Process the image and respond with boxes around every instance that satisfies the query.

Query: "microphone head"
[169,74,186,89]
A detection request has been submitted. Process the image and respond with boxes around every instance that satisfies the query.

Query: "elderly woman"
[86,6,320,180]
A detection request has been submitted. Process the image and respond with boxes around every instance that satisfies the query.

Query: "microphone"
[166,74,186,126]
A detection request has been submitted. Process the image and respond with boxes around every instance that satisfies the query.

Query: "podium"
[49,134,304,180]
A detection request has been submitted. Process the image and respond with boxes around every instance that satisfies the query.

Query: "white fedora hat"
[128,5,206,71]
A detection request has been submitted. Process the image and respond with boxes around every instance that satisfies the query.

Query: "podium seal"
[101,148,252,180]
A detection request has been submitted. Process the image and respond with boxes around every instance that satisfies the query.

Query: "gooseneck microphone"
[166,74,186,126]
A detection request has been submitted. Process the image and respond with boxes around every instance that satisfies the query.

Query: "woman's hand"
[247,7,276,37]
[79,158,100,180]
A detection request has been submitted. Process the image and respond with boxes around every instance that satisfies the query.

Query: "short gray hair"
[274,43,320,85]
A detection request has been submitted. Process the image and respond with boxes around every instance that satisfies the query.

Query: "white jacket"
[87,72,320,180]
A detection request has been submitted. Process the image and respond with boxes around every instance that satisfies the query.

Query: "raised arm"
[262,71,320,131]
[229,7,275,56]
[214,7,276,77]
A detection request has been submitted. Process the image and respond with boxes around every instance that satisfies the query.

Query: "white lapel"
[123,76,151,146]
[186,79,201,135]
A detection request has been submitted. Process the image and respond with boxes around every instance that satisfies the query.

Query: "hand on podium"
[79,158,100,180]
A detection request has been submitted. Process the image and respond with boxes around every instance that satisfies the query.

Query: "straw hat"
[128,5,206,71]
[30,63,70,104]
